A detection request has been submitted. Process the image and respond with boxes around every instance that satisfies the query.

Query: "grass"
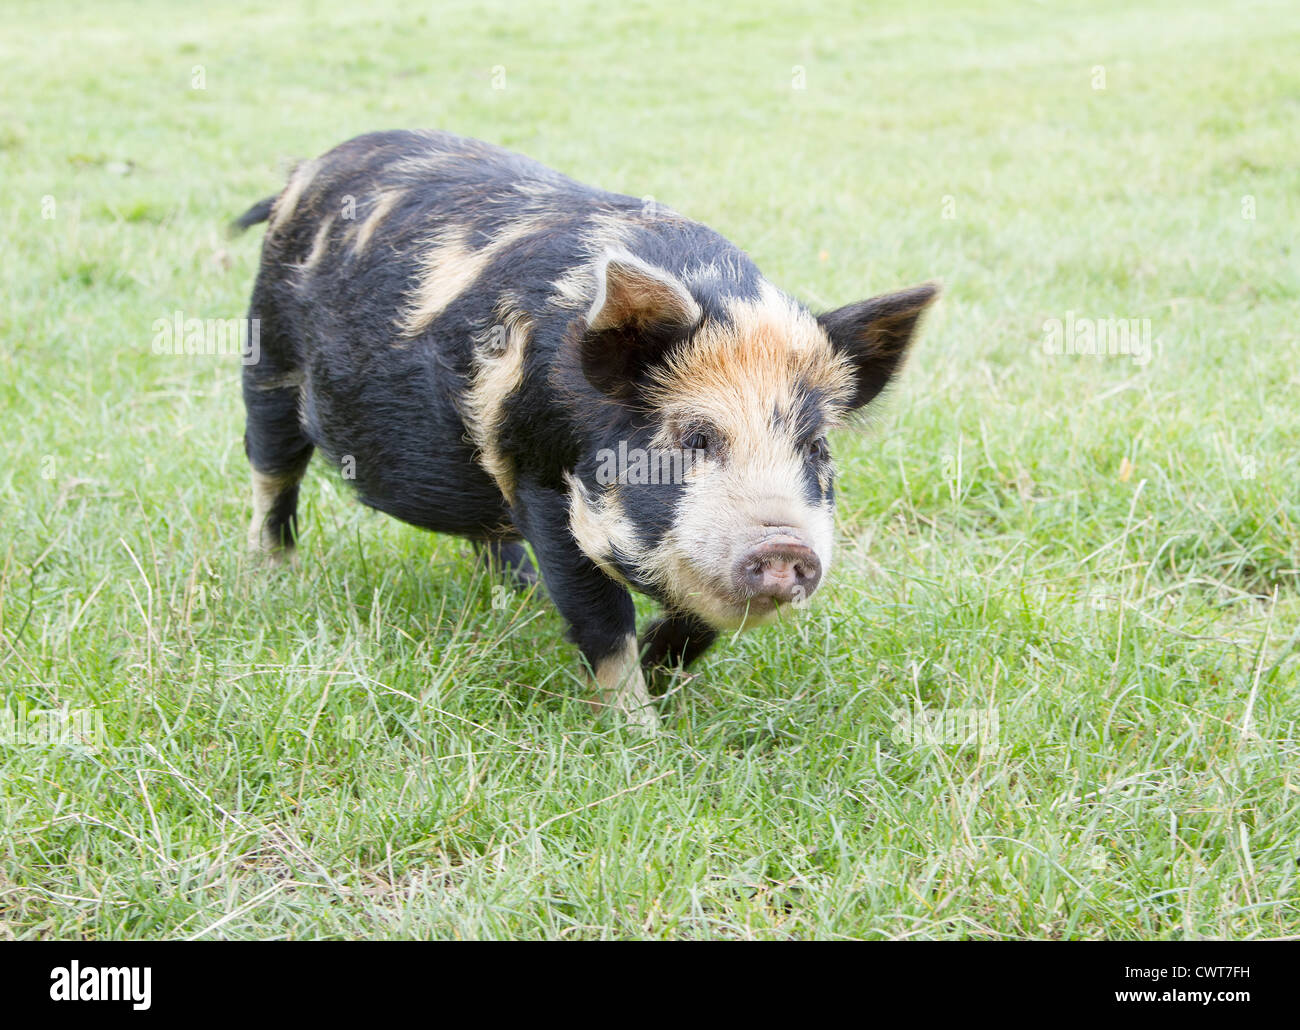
[1,0,1298,939]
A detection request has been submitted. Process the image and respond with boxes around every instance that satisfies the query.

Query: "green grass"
[2,0,1298,939]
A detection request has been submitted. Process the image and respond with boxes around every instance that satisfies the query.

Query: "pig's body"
[244,130,759,540]
[238,129,937,732]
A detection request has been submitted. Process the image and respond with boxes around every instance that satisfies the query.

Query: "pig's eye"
[683,431,711,453]
[807,436,829,462]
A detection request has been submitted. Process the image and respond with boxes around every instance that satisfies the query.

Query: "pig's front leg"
[640,612,717,692]
[512,481,659,734]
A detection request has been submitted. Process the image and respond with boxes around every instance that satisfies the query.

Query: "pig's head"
[565,251,938,631]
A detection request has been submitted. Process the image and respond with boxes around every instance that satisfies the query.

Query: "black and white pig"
[234,130,938,733]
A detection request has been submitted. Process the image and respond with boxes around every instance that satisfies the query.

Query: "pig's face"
[632,289,847,628]
[568,252,937,631]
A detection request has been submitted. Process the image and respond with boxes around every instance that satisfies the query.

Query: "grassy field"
[1,0,1297,940]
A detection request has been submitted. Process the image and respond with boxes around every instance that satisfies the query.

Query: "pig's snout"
[734,529,822,607]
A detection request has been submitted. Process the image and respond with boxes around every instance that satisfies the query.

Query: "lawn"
[1,0,1297,939]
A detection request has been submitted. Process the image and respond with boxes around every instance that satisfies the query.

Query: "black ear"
[579,252,702,399]
[818,282,940,411]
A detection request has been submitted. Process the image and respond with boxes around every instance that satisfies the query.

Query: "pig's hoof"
[645,666,699,698]
[591,693,661,735]
[477,539,539,590]
[252,547,296,568]
[621,702,662,737]
[247,529,296,566]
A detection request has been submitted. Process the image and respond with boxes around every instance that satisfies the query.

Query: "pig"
[234,129,938,733]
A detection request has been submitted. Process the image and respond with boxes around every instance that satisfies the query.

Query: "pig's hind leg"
[473,539,539,590]
[242,326,313,556]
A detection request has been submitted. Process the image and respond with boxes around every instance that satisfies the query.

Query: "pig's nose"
[734,532,822,605]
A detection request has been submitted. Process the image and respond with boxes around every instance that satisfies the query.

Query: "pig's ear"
[580,252,702,398]
[818,282,939,411]
[586,252,701,333]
